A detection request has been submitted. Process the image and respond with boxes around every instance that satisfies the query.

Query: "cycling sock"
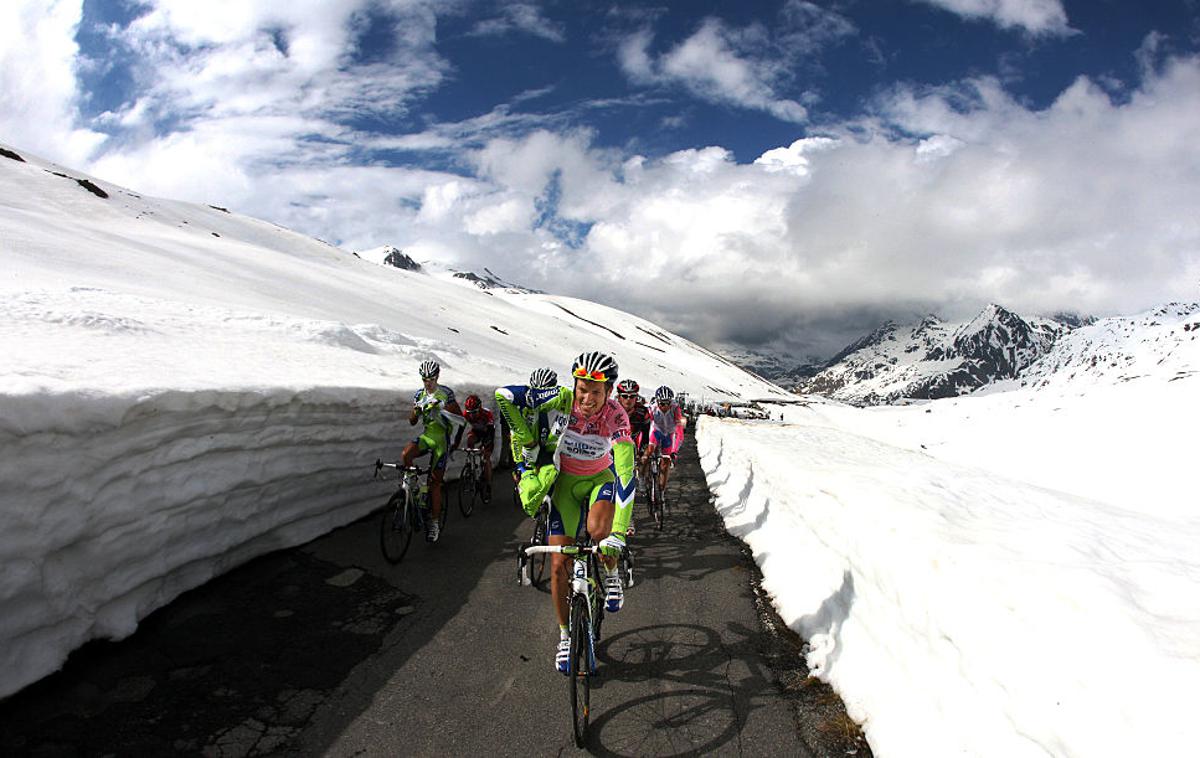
[559,625,569,639]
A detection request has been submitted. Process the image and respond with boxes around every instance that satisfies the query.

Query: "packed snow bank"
[0,144,789,697]
[0,387,403,698]
[699,403,1200,756]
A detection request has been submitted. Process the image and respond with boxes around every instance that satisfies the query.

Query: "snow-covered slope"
[699,310,1200,756]
[0,143,788,698]
[800,304,1074,404]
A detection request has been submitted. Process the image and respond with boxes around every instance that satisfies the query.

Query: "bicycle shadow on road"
[586,621,778,758]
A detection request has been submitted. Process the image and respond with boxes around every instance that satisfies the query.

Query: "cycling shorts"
[467,430,495,451]
[413,429,450,471]
[548,468,616,538]
[651,429,676,459]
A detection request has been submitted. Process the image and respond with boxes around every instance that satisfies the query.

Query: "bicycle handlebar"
[373,459,430,478]
[523,544,601,557]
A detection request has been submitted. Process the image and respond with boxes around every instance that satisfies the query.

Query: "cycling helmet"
[571,351,618,384]
[418,359,440,378]
[463,394,481,412]
[654,385,674,403]
[616,379,639,395]
[529,367,558,389]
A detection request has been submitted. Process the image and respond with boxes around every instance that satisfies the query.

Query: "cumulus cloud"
[617,2,855,123]
[0,0,107,166]
[401,57,1200,357]
[912,0,1072,36]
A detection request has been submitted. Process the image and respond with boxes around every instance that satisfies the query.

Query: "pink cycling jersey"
[557,397,632,477]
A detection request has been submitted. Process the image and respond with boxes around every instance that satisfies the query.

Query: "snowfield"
[699,305,1200,757]
[0,144,787,698]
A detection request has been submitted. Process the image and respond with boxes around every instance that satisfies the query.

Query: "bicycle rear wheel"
[379,492,414,564]
[458,461,477,518]
[569,594,591,747]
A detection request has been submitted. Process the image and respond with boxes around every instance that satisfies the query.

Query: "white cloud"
[468,4,566,43]
[912,0,1072,36]
[617,4,855,123]
[0,0,107,166]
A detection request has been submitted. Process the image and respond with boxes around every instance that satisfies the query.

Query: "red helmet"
[616,379,639,395]
[463,394,482,412]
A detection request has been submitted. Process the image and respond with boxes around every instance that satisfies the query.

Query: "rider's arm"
[609,438,637,536]
[495,385,536,451]
[669,407,686,454]
[409,390,422,426]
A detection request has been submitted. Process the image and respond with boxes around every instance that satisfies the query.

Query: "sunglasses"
[572,367,608,382]
[618,392,638,399]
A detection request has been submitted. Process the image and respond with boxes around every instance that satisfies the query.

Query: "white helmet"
[418,359,440,378]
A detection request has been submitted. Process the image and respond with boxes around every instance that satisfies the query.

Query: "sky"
[3,0,1200,360]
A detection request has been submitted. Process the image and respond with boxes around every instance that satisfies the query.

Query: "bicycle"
[518,496,552,587]
[644,447,665,530]
[456,446,489,518]
[523,539,608,747]
[374,460,447,563]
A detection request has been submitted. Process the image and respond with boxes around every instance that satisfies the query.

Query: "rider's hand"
[599,532,626,559]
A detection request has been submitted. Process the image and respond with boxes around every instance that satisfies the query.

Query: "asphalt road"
[0,435,868,757]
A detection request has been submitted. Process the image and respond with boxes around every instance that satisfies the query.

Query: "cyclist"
[505,367,558,465]
[495,352,635,673]
[460,394,496,502]
[644,385,686,508]
[402,359,465,542]
[615,379,652,527]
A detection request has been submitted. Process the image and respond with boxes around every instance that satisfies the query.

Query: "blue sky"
[3,0,1200,358]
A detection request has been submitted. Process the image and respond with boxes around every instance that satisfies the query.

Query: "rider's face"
[617,393,635,412]
[422,375,439,392]
[574,378,609,416]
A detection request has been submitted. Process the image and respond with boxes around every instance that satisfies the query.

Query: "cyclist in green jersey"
[402,359,465,542]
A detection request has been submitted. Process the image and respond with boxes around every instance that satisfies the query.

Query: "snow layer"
[699,310,1200,756]
[0,144,788,697]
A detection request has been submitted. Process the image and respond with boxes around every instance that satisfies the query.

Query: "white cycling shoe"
[555,636,571,673]
[604,572,624,613]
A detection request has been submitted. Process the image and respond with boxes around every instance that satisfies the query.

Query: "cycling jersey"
[463,408,495,447]
[412,385,465,469]
[649,402,685,456]
[495,385,636,536]
[626,402,652,449]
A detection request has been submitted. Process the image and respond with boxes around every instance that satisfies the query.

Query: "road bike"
[524,540,608,747]
[374,460,447,563]
[644,447,665,530]
[456,446,490,518]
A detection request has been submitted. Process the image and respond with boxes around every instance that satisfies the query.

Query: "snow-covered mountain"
[718,344,824,386]
[799,304,1076,404]
[357,244,542,294]
[0,142,789,698]
[1004,302,1199,390]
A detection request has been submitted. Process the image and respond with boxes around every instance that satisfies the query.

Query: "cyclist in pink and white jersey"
[644,385,686,506]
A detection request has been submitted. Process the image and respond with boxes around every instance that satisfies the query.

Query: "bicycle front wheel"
[530,512,549,587]
[649,476,664,530]
[569,593,591,747]
[379,492,414,564]
[458,462,477,518]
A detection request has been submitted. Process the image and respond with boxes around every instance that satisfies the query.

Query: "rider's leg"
[429,468,445,519]
[586,498,617,573]
[548,534,573,625]
[401,441,419,467]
